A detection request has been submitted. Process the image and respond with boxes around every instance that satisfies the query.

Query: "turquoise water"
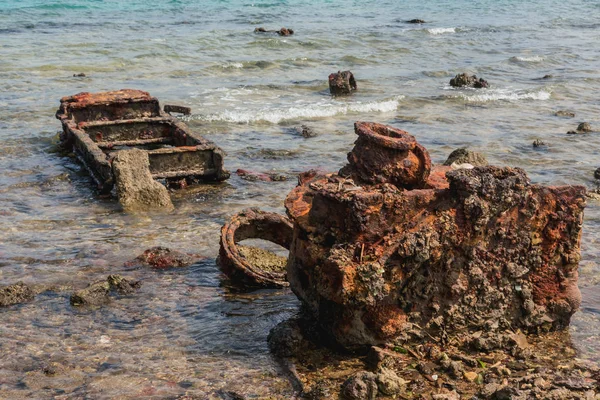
[2,0,600,398]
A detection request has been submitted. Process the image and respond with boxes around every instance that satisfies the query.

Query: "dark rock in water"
[236,169,288,182]
[555,110,575,118]
[267,318,309,357]
[541,74,553,79]
[566,130,579,135]
[577,122,592,132]
[0,282,35,307]
[449,73,489,88]
[299,124,317,138]
[134,246,196,268]
[70,280,111,307]
[107,274,141,295]
[254,27,267,33]
[329,70,357,96]
[594,168,600,180]
[277,27,294,36]
[443,148,488,167]
[73,73,86,77]
[407,19,426,24]
[533,139,546,148]
[236,169,273,182]
[340,371,378,400]
[70,275,141,307]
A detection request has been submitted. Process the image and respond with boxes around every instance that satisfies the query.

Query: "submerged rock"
[284,121,586,350]
[577,122,592,132]
[112,148,174,212]
[267,318,310,358]
[407,19,426,24]
[0,282,35,307]
[533,139,546,148]
[70,280,111,307]
[277,27,294,36]
[555,110,575,118]
[449,73,489,88]
[443,148,488,167]
[329,71,357,96]
[70,275,140,307]
[133,246,197,269]
[299,124,317,138]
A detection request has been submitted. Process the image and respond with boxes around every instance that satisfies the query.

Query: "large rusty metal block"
[285,122,586,349]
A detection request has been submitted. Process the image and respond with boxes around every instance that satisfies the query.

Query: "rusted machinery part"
[218,208,293,288]
[347,121,431,189]
[164,104,191,115]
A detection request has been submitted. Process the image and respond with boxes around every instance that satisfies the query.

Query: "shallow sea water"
[1,0,600,398]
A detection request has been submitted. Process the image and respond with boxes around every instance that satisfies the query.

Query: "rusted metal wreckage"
[56,89,229,202]
[221,121,586,349]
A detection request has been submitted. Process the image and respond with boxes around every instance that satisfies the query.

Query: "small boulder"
[533,139,546,148]
[299,124,317,138]
[112,148,174,212]
[449,73,489,88]
[376,368,405,396]
[70,280,111,307]
[555,110,575,118]
[277,27,294,36]
[443,148,488,167]
[254,27,267,33]
[70,275,140,307]
[577,122,592,132]
[407,19,426,24]
[267,318,308,357]
[594,168,600,180]
[329,71,357,96]
[133,246,196,268]
[340,371,378,400]
[0,282,35,307]
[73,73,86,77]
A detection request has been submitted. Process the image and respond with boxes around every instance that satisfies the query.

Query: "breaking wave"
[453,88,552,103]
[509,55,545,63]
[195,96,404,124]
[427,27,457,35]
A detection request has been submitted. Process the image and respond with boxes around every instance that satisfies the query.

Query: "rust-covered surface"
[56,89,229,194]
[218,208,293,288]
[284,121,586,349]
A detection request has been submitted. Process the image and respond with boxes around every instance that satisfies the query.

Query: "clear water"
[1,0,600,397]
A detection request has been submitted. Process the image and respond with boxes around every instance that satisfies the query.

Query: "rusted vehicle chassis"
[56,89,229,192]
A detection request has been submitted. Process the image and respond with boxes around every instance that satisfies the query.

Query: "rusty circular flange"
[217,208,293,288]
[346,121,431,189]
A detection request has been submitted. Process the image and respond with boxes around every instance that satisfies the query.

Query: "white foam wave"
[222,62,244,69]
[510,55,545,62]
[427,27,456,35]
[457,88,551,103]
[197,97,404,124]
